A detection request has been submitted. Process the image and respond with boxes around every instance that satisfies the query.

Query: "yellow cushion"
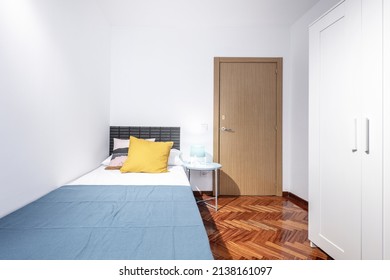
[120,136,173,173]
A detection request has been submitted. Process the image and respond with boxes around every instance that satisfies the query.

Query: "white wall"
[287,0,341,200]
[0,0,111,218]
[110,25,291,190]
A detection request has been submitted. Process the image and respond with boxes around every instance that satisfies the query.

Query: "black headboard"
[109,126,180,154]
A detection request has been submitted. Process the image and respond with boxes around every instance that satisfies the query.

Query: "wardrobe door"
[309,0,362,259]
[383,0,390,260]
[361,0,384,259]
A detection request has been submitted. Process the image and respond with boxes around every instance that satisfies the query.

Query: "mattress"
[0,166,213,260]
[68,165,190,186]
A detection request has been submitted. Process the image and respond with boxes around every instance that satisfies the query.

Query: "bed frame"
[109,126,180,154]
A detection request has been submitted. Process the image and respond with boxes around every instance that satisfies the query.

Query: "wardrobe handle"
[365,118,370,154]
[352,118,357,152]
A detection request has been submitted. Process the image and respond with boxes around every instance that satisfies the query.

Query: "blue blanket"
[0,185,213,260]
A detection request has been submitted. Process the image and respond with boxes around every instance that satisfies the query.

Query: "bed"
[0,126,213,260]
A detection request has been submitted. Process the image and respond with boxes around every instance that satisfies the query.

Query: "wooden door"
[214,58,282,196]
[309,1,362,259]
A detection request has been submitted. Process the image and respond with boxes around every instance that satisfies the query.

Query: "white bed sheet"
[67,165,190,187]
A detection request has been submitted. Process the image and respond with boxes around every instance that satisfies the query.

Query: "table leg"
[215,169,218,211]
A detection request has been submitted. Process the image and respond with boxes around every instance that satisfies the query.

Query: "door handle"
[352,118,357,152]
[221,127,233,132]
[365,118,369,154]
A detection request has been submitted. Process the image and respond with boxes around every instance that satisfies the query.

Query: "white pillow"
[113,138,155,151]
[168,148,183,166]
[105,138,156,170]
[101,155,112,166]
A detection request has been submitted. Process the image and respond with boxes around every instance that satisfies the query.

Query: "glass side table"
[183,162,222,211]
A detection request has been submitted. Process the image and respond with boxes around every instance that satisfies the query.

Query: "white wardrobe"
[309,0,389,260]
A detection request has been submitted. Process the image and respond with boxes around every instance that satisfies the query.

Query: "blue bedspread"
[0,185,213,260]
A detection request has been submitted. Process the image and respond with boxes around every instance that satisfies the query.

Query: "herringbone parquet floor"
[197,195,331,260]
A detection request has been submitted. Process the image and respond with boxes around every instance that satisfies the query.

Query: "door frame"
[213,57,283,196]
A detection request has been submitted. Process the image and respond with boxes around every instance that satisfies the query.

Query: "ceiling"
[96,0,321,27]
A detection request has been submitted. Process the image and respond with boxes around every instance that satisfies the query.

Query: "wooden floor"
[197,195,331,260]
